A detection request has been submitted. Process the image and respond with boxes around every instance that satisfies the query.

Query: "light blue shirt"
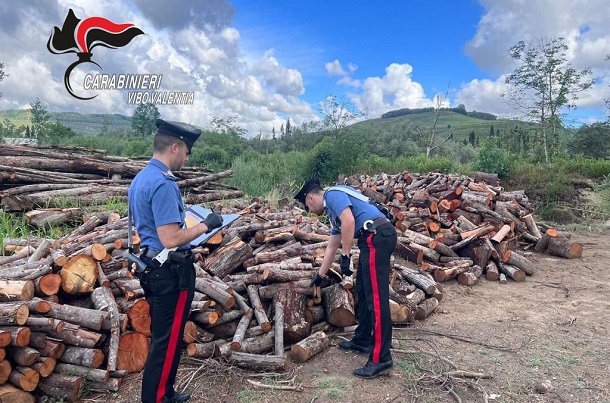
[323,186,385,237]
[128,158,187,251]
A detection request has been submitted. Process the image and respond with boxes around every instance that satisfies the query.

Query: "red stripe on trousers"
[366,233,382,363]
[156,290,188,403]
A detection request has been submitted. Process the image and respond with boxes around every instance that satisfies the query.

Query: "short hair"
[154,133,185,153]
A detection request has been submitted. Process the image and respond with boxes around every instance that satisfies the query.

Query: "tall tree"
[0,62,7,100]
[131,103,160,137]
[318,94,364,139]
[30,98,50,125]
[424,88,452,158]
[504,37,594,162]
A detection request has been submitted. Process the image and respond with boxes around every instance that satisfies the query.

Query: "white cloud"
[454,77,515,117]
[325,60,345,76]
[348,63,435,118]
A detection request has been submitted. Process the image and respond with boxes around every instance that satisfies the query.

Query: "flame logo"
[47,9,144,100]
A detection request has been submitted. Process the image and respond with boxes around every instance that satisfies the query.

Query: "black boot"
[161,392,191,402]
[353,360,393,378]
[338,340,371,354]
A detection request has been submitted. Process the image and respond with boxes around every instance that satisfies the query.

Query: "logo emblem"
[47,9,144,100]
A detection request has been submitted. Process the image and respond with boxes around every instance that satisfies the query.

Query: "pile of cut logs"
[0,144,244,218]
[0,170,583,401]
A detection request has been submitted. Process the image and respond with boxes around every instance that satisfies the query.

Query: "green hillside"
[349,110,541,144]
[0,109,132,135]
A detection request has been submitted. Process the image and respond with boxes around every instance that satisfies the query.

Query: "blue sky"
[1,0,609,135]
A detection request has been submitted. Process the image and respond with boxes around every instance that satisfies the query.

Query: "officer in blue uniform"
[128,119,223,403]
[295,179,397,378]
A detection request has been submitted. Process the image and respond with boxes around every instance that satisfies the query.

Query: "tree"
[425,88,452,158]
[131,103,160,137]
[568,122,610,159]
[30,98,50,125]
[318,94,364,139]
[504,37,594,162]
[0,62,7,100]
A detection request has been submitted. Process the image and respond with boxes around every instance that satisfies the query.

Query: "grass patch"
[236,389,258,403]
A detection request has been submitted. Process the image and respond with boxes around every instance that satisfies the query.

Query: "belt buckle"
[363,219,375,233]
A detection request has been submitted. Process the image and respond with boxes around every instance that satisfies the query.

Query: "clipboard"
[185,205,240,247]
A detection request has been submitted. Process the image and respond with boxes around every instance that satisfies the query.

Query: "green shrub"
[473,138,511,177]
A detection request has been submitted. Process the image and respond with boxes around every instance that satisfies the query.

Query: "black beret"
[156,119,202,151]
[294,178,322,205]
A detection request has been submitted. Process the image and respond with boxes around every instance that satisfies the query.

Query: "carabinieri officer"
[128,119,223,403]
[295,179,397,378]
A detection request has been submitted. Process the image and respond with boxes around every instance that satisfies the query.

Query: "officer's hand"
[310,273,325,287]
[203,212,223,232]
[340,254,353,276]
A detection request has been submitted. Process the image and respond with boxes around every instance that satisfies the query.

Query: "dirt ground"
[84,228,610,403]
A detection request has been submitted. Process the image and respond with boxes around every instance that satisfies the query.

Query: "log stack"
[0,169,584,400]
[0,144,244,215]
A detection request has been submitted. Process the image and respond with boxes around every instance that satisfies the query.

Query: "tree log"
[291,330,330,363]
[322,284,357,327]
[34,274,62,297]
[0,303,29,326]
[183,321,214,344]
[547,235,583,259]
[415,297,439,320]
[497,263,526,282]
[457,265,484,286]
[0,280,34,302]
[246,285,271,332]
[229,351,286,372]
[0,360,11,384]
[54,362,109,383]
[37,374,84,403]
[61,254,98,295]
[485,261,500,281]
[204,238,253,279]
[274,301,284,356]
[8,366,39,392]
[0,384,34,403]
[7,346,38,366]
[117,332,148,373]
[32,356,56,378]
[59,345,104,369]
[45,301,105,331]
[502,250,535,275]
[274,289,310,344]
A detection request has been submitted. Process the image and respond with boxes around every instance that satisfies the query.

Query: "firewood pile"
[0,144,244,218]
[0,169,584,401]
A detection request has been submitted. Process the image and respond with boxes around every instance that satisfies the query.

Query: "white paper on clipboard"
[185,205,240,247]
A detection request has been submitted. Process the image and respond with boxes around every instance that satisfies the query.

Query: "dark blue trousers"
[351,223,397,364]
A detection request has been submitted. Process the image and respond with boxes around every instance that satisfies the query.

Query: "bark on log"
[54,362,109,383]
[485,261,500,281]
[274,301,284,356]
[61,254,98,295]
[5,327,30,347]
[0,384,34,403]
[0,303,29,326]
[117,332,148,373]
[7,346,38,366]
[246,285,271,332]
[37,374,84,403]
[204,238,253,279]
[457,265,484,286]
[59,346,104,369]
[522,213,542,240]
[32,356,56,378]
[45,301,105,331]
[274,289,310,344]
[547,235,583,259]
[497,263,526,282]
[229,351,286,372]
[28,332,65,359]
[322,284,357,327]
[502,250,535,275]
[8,366,39,391]
[415,298,439,320]
[290,330,330,363]
[0,280,34,302]
[183,321,214,344]
[230,309,253,351]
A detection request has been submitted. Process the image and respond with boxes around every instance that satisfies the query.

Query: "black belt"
[360,217,391,236]
[142,247,161,259]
